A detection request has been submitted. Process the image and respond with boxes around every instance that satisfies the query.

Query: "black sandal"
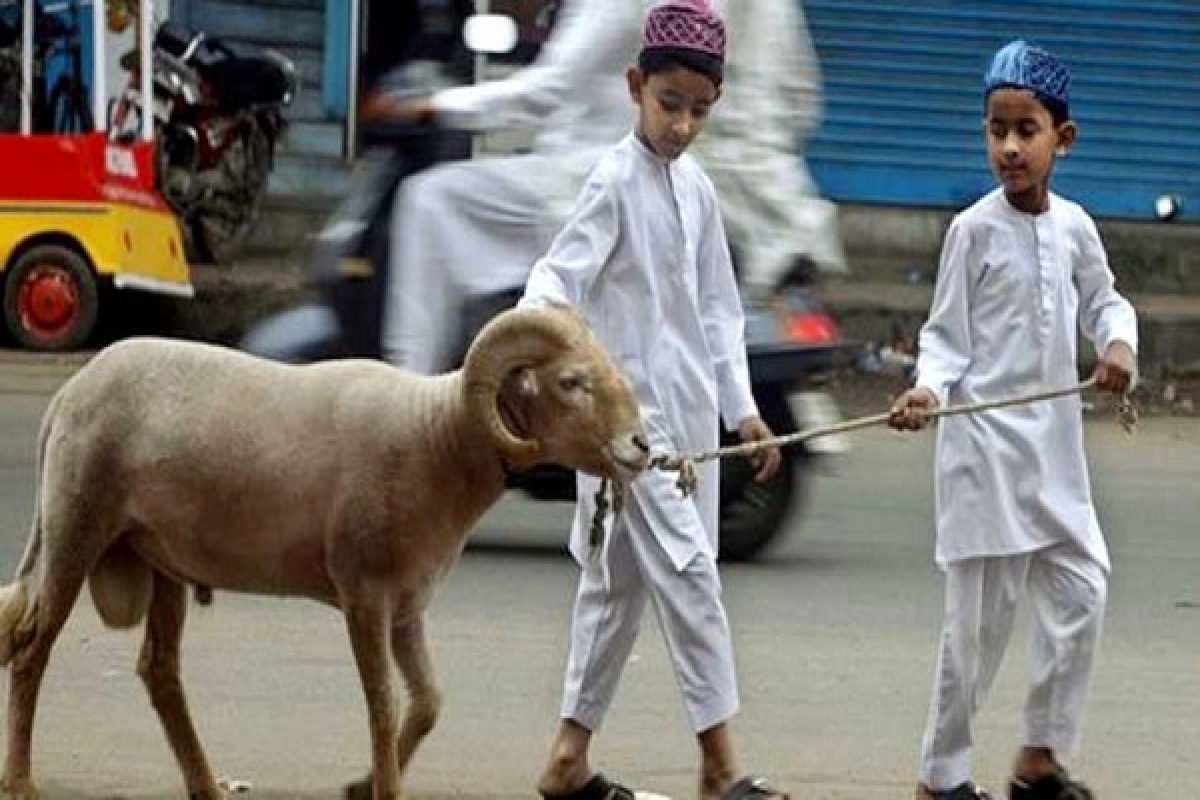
[539,772,637,800]
[721,775,790,799]
[1009,767,1094,799]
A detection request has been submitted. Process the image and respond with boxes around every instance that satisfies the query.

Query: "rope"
[650,376,1136,497]
[586,377,1136,551]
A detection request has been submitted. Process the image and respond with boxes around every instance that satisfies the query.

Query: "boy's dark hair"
[638,47,724,87]
[1040,96,1070,127]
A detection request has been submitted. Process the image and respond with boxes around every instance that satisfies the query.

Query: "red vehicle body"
[0,0,192,351]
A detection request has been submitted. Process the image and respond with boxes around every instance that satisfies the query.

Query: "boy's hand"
[361,94,435,124]
[1094,341,1135,395]
[888,387,939,431]
[738,417,781,483]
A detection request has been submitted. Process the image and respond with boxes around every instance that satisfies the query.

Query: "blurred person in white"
[377,0,846,375]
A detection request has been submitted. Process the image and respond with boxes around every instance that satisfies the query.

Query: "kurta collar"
[629,132,673,169]
[999,188,1057,219]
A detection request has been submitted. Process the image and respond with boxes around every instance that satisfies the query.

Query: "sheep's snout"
[607,431,651,481]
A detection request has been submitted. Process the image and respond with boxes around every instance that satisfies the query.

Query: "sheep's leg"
[2,564,86,799]
[136,573,220,799]
[344,600,400,799]
[390,615,442,780]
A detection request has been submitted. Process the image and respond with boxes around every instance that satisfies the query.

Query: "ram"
[0,306,647,799]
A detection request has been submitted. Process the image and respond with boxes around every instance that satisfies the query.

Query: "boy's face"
[984,88,1077,212]
[627,66,720,162]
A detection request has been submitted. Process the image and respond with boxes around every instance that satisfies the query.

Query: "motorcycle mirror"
[462,13,518,55]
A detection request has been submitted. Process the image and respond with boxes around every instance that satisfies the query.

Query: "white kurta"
[915,189,1138,569]
[522,133,758,571]
[384,0,844,373]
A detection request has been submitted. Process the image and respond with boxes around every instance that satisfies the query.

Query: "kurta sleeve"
[916,217,974,406]
[697,186,759,429]
[431,3,637,133]
[520,177,619,309]
[1074,213,1139,361]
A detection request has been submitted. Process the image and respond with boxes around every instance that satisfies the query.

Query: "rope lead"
[590,379,1134,547]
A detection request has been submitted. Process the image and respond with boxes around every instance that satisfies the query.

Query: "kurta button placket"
[664,162,688,283]
[1033,216,1056,358]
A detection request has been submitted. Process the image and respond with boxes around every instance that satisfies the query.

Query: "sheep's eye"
[558,372,592,394]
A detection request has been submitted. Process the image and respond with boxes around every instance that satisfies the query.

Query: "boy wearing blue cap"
[889,40,1138,800]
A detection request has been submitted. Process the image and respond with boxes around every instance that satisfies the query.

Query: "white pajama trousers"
[384,149,605,374]
[561,500,739,735]
[384,157,554,374]
[920,543,1108,790]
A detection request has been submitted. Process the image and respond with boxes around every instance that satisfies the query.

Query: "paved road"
[0,363,1197,799]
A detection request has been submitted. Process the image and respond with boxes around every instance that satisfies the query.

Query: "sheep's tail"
[0,389,63,666]
[0,486,42,663]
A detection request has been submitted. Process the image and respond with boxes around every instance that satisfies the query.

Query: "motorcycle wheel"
[3,244,100,351]
[718,439,803,562]
[717,385,808,562]
[196,122,271,264]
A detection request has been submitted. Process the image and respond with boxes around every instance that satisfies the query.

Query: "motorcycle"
[110,23,296,264]
[242,60,853,562]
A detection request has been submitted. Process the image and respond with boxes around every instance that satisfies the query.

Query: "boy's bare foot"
[536,754,594,798]
[1012,746,1059,783]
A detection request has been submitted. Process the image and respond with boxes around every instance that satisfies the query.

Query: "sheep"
[0,305,648,800]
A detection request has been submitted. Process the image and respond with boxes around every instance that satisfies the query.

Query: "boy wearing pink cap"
[520,3,787,799]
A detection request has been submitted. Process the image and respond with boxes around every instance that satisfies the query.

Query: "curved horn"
[462,306,584,460]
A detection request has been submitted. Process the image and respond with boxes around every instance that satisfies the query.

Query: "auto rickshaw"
[0,0,191,351]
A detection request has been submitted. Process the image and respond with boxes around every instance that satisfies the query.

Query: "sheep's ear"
[513,367,539,398]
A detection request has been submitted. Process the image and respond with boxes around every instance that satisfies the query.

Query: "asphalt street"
[0,361,1197,799]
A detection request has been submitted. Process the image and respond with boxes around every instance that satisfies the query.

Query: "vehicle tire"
[197,122,271,264]
[3,244,100,351]
[718,440,802,562]
[717,384,807,562]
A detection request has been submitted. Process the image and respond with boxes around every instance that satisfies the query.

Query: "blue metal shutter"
[803,0,1200,221]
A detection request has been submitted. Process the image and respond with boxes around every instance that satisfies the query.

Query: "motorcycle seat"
[203,55,294,112]
[155,23,201,60]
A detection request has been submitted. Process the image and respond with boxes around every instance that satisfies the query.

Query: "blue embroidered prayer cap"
[984,39,1071,116]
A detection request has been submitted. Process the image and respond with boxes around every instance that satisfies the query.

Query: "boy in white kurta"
[890,41,1137,800]
[519,4,786,800]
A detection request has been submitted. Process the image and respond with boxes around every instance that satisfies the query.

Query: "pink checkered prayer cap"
[641,0,726,61]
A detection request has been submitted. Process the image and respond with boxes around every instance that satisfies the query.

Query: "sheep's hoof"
[0,775,39,800]
[343,776,372,800]
[189,789,226,800]
[343,775,402,800]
